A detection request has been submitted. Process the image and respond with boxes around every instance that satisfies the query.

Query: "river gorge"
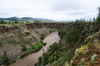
[10,31,60,66]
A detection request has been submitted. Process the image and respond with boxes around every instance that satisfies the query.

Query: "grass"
[72,42,100,66]
[34,41,43,48]
[51,48,75,66]
[19,41,46,58]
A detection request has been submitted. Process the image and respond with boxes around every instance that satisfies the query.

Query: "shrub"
[41,34,45,40]
[81,50,89,55]
[19,41,44,58]
[96,16,100,24]
[91,54,97,65]
[38,57,42,65]
[34,63,37,66]
[86,43,93,48]
[78,46,85,54]
[43,43,47,45]
[66,26,82,47]
[2,51,10,65]
[79,58,85,65]
[21,44,27,51]
[50,30,52,33]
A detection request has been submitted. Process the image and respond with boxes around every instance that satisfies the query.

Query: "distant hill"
[34,18,53,21]
[0,17,20,21]
[0,17,54,22]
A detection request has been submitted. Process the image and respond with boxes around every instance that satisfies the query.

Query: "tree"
[93,17,96,22]
[2,51,10,65]
[42,52,49,65]
[34,63,37,66]
[38,57,42,65]
[0,20,4,24]
[66,26,81,47]
[96,16,100,24]
[14,20,18,23]
[21,44,27,51]
[48,42,60,53]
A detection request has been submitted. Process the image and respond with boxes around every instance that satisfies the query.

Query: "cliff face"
[0,23,58,65]
[0,23,68,35]
[2,22,97,65]
[25,23,68,29]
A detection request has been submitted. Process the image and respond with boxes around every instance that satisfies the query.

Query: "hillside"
[0,22,67,65]
[50,18,100,66]
[0,17,100,66]
[0,17,54,22]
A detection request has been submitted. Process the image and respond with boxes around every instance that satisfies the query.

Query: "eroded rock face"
[0,23,54,65]
[0,23,76,65]
[25,23,68,29]
[0,43,22,65]
[0,23,68,35]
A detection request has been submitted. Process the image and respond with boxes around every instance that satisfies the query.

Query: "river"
[9,31,60,66]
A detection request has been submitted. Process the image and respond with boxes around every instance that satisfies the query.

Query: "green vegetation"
[2,51,10,65]
[35,42,62,66]
[59,23,83,48]
[90,54,97,65]
[19,40,46,58]
[68,41,100,66]
[79,58,85,65]
[34,63,37,66]
[21,44,27,51]
[50,16,100,66]
[66,26,82,47]
[96,16,100,24]
[1,15,100,66]
[51,47,76,66]
[41,34,46,40]
[0,20,30,25]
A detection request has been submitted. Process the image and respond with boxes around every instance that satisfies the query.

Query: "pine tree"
[2,51,10,65]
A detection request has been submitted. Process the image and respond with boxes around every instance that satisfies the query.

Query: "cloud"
[0,0,100,21]
[51,0,84,11]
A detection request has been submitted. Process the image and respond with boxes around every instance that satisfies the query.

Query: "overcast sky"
[0,0,100,21]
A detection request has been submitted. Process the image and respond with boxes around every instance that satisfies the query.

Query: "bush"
[96,16,100,24]
[58,30,65,38]
[34,63,37,66]
[41,34,46,40]
[19,41,44,58]
[43,43,47,45]
[66,26,82,47]
[38,57,42,65]
[2,51,10,65]
[21,44,27,51]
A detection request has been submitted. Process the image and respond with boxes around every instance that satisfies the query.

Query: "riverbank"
[0,26,51,65]
[9,31,60,66]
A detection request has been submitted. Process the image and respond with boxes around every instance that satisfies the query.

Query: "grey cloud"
[0,0,100,21]
[0,12,8,15]
[51,0,84,11]
[68,11,87,16]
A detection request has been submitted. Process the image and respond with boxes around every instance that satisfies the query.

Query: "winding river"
[10,31,60,66]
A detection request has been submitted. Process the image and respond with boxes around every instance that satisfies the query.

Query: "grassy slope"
[51,44,81,66]
[51,22,100,66]
[71,31,100,66]
[72,43,100,66]
[51,30,100,66]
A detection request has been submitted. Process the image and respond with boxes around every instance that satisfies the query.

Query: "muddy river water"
[10,31,60,66]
